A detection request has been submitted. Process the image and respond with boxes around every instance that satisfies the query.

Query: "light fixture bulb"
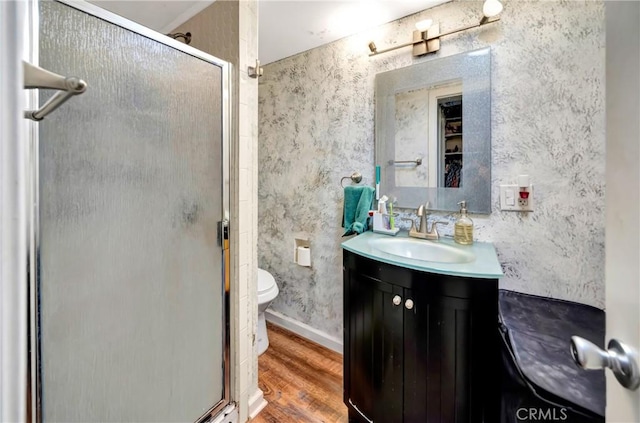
[482,0,503,18]
[415,19,433,32]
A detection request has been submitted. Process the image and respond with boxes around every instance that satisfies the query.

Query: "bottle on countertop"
[454,200,474,245]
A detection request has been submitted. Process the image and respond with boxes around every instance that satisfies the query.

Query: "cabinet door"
[345,271,404,422]
[344,252,499,423]
[404,290,475,422]
[403,286,433,422]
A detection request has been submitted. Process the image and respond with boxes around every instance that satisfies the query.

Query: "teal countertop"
[341,230,504,279]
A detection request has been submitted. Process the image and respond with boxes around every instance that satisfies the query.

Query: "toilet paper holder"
[294,237,311,267]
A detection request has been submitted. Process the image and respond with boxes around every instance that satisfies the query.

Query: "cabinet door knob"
[392,295,402,306]
[405,299,414,310]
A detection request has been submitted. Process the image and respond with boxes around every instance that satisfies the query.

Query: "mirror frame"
[375,47,492,213]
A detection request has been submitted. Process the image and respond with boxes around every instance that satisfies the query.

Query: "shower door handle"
[219,219,230,295]
[218,219,229,247]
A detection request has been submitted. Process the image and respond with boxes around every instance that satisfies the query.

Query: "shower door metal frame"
[1,2,28,422]
[26,1,232,421]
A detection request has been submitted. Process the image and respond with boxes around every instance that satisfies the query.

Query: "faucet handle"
[430,221,449,238]
[401,217,416,232]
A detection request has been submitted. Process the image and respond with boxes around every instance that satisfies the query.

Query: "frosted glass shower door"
[35,2,229,422]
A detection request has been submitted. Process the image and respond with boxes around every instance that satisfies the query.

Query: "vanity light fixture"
[368,0,503,57]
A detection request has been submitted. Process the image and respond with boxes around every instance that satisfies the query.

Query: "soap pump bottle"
[454,201,474,245]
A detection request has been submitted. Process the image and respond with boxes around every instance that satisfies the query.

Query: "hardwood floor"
[251,322,348,423]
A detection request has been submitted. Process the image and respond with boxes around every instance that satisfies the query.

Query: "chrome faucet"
[402,202,449,240]
[417,203,429,233]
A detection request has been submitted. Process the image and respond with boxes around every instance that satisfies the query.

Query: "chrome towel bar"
[23,61,87,121]
[389,157,423,166]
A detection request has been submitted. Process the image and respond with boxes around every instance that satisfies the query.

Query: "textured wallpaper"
[258,0,605,339]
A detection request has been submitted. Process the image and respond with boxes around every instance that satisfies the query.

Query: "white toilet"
[257,268,279,355]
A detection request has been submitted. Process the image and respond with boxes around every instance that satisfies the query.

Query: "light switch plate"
[500,184,534,212]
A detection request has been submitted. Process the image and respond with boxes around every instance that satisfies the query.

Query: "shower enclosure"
[27,1,231,421]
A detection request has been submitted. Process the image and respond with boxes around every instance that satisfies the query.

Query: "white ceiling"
[89,0,449,64]
[258,0,449,64]
[89,1,216,34]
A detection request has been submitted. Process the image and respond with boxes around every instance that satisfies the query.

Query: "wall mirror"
[375,47,491,213]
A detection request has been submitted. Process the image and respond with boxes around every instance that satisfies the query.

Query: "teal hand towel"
[343,186,375,236]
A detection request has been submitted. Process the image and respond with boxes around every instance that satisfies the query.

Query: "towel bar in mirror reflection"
[390,158,423,166]
[374,47,492,213]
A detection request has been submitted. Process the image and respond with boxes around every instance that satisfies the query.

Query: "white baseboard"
[265,309,343,354]
[248,389,267,420]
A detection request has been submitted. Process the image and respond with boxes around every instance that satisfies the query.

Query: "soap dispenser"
[454,201,474,245]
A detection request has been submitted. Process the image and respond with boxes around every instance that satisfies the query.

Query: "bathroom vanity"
[341,231,503,423]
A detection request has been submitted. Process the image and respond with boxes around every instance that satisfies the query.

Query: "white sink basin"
[368,237,476,264]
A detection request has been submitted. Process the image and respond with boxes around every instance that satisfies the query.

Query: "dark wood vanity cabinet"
[343,250,500,423]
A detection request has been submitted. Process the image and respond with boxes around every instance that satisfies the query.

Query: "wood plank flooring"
[251,322,348,423]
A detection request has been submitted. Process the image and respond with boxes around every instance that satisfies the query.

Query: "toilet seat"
[258,268,279,304]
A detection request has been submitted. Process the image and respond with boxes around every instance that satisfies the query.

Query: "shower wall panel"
[37,2,226,421]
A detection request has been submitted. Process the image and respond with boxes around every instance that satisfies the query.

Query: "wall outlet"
[500,184,534,212]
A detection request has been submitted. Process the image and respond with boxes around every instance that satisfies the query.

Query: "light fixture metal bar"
[412,24,440,56]
[368,39,416,57]
[368,15,501,58]
[426,17,499,41]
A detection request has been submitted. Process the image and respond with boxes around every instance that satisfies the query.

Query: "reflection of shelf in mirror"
[445,152,463,156]
[445,133,463,138]
[445,117,462,121]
